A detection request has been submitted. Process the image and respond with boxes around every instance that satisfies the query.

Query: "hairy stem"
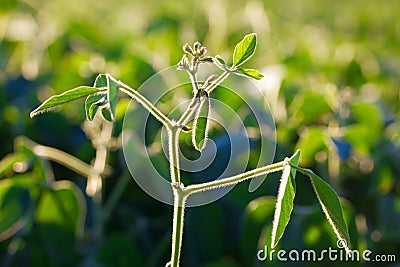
[170,191,186,267]
[205,71,229,94]
[177,94,200,126]
[177,70,201,126]
[118,81,173,129]
[168,128,181,185]
[188,71,199,94]
[184,161,285,196]
[177,71,229,126]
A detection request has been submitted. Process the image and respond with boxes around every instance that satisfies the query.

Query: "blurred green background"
[1,0,400,266]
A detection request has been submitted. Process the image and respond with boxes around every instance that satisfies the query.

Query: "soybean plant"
[31,33,350,267]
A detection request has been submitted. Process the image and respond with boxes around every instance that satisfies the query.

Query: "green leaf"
[107,73,119,121]
[35,181,85,235]
[241,196,276,266]
[236,67,264,80]
[271,150,300,248]
[215,55,226,66]
[294,166,351,253]
[289,92,332,125]
[295,127,327,165]
[192,94,210,151]
[92,73,119,121]
[30,86,103,118]
[85,93,106,121]
[232,33,257,67]
[101,106,114,122]
[94,73,108,88]
[0,180,32,241]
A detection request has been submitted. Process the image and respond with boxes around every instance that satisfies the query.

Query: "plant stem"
[188,71,199,93]
[205,71,229,94]
[168,128,181,185]
[14,136,94,177]
[177,94,200,126]
[170,191,186,267]
[177,71,229,126]
[184,161,285,196]
[177,70,201,126]
[118,81,173,129]
[167,127,186,267]
[168,70,231,266]
[88,120,113,243]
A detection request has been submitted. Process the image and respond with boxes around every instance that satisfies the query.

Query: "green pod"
[192,93,210,152]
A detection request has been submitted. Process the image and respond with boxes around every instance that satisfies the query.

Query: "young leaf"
[101,106,114,122]
[271,150,300,248]
[236,67,264,80]
[192,93,210,151]
[215,55,226,66]
[30,86,103,118]
[293,165,351,252]
[106,73,119,121]
[232,33,257,67]
[94,73,108,88]
[85,93,107,121]
[90,73,120,121]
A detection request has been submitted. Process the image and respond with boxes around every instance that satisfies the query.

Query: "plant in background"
[30,33,350,266]
[0,116,133,265]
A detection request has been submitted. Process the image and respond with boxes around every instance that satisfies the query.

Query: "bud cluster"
[177,41,213,72]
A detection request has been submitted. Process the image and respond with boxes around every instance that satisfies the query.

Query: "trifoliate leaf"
[233,33,257,67]
[236,67,264,80]
[30,86,104,118]
[271,150,300,248]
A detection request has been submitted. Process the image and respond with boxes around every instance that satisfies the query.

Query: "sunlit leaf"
[107,73,120,121]
[215,55,226,65]
[271,150,300,248]
[30,86,104,118]
[236,67,264,80]
[294,166,351,253]
[91,73,120,121]
[94,73,108,88]
[295,127,327,165]
[343,124,373,155]
[192,93,210,151]
[232,33,257,67]
[289,92,332,125]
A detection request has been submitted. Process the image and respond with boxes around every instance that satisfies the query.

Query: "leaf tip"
[291,149,301,160]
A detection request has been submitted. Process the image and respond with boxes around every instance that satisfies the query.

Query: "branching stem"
[183,161,285,196]
[118,80,173,130]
